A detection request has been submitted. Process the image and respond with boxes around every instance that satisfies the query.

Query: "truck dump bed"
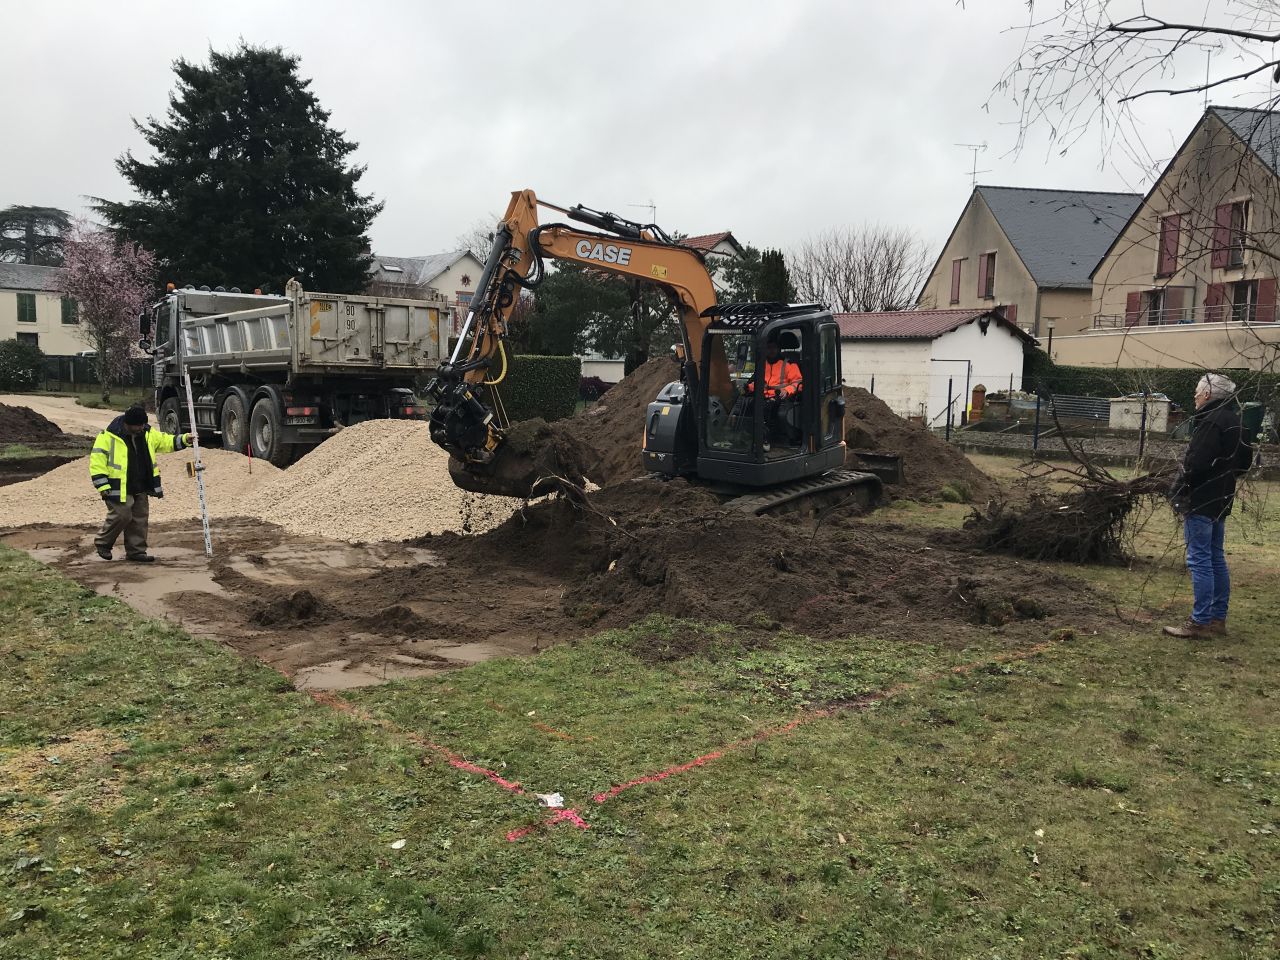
[178,280,449,376]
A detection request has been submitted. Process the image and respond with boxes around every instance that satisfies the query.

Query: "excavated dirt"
[0,402,65,443]
[563,357,682,486]
[842,387,997,502]
[449,417,596,498]
[4,474,1104,689]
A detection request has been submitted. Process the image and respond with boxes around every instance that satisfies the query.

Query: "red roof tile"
[682,232,736,252]
[834,308,1034,343]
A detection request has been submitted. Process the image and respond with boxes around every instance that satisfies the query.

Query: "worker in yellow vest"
[89,405,191,562]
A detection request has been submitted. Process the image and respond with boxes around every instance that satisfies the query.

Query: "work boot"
[95,546,112,560]
[126,554,156,564]
[1207,618,1228,635]
[1162,618,1212,639]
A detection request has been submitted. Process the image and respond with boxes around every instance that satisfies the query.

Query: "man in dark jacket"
[1163,373,1254,638]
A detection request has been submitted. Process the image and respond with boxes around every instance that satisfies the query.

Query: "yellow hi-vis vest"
[89,426,185,501]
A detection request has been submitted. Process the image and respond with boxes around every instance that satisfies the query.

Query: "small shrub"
[940,482,971,503]
[498,354,581,422]
[0,338,46,390]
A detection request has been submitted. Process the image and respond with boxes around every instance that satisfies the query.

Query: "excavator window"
[709,331,755,454]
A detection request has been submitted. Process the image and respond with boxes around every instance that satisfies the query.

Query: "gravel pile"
[239,419,527,543]
[0,448,281,528]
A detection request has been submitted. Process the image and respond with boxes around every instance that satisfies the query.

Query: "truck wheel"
[249,397,294,467]
[220,393,249,454]
[159,397,183,436]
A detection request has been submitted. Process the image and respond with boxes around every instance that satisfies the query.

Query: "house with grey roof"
[0,262,84,356]
[367,250,485,334]
[1052,105,1280,371]
[917,185,1142,338]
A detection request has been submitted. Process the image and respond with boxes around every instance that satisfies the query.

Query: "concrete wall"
[1092,112,1280,324]
[1052,322,1280,370]
[1039,288,1094,336]
[0,289,85,355]
[581,358,625,382]
[927,320,1026,426]
[840,338,932,419]
[918,192,1039,329]
[842,320,1027,423]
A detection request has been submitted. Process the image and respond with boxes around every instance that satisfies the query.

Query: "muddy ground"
[3,477,1106,691]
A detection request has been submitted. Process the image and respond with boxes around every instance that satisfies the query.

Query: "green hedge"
[1023,350,1280,413]
[495,354,581,422]
[0,338,46,390]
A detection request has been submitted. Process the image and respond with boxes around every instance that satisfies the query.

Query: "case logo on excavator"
[576,239,633,266]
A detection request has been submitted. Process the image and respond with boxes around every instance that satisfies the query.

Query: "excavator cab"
[643,303,848,489]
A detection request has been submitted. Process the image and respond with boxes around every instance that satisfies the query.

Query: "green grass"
[2,387,150,409]
[2,443,85,460]
[2,467,1278,958]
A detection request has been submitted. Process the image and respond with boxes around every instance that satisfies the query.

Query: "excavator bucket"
[446,419,594,500]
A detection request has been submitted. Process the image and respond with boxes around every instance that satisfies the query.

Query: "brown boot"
[1207,619,1228,635]
[1162,618,1213,639]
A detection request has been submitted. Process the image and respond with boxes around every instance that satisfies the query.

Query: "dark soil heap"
[0,403,64,443]
[426,478,1095,651]
[842,388,996,502]
[563,357,682,486]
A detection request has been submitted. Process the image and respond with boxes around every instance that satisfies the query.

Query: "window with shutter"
[1204,283,1226,322]
[976,253,988,299]
[1211,204,1232,269]
[950,259,963,304]
[16,293,36,323]
[1256,278,1277,323]
[1157,215,1180,277]
[1229,202,1249,267]
[1124,291,1142,327]
[61,296,78,324]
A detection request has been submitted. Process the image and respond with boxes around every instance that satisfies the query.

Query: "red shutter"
[1212,204,1233,268]
[1256,278,1276,323]
[1162,286,1185,324]
[1205,283,1226,322]
[1003,303,1017,325]
[950,259,962,303]
[1158,214,1181,276]
[1124,291,1142,326]
[976,253,988,298]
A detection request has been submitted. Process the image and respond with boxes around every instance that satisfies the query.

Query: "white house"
[368,250,485,335]
[836,308,1032,425]
[0,263,82,356]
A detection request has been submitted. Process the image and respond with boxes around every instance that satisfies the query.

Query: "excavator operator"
[744,332,803,448]
[746,335,804,400]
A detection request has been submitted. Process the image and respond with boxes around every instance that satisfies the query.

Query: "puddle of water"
[432,641,508,664]
[293,657,446,691]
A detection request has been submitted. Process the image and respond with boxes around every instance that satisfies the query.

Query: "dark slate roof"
[368,250,478,287]
[0,262,66,293]
[976,186,1143,290]
[1209,106,1280,176]
[835,308,1035,344]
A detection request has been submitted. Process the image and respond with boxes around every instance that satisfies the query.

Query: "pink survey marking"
[436,750,524,794]
[506,808,591,842]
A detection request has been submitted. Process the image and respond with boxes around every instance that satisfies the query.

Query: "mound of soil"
[426,477,1095,650]
[449,417,597,498]
[0,403,64,443]
[564,357,682,486]
[250,589,336,626]
[842,387,996,502]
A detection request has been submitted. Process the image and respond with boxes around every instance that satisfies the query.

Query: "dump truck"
[141,279,450,465]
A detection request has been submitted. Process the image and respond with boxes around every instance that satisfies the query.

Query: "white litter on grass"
[536,793,565,809]
[389,839,407,850]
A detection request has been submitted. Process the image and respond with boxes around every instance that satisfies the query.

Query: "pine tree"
[0,206,71,265]
[757,248,796,303]
[96,44,381,294]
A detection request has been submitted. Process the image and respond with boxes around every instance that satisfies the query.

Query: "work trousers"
[95,493,150,558]
[1184,514,1229,625]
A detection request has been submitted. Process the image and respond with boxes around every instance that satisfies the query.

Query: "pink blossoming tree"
[60,225,156,403]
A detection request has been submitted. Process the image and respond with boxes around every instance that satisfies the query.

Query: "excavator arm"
[427,189,723,483]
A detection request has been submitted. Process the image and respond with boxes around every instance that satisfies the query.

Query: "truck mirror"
[139,337,153,354]
[139,308,152,338]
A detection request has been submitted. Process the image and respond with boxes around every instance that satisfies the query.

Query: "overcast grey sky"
[0,1,1253,258]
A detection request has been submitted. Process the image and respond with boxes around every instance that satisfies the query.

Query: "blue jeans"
[1184,515,1229,625]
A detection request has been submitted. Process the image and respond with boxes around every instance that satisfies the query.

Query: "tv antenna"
[955,142,991,188]
[628,199,657,223]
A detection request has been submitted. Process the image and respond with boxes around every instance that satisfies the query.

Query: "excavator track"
[724,469,883,516]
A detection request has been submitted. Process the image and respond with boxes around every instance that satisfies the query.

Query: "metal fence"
[39,356,153,393]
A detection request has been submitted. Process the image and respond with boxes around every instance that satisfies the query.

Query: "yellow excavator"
[427,189,881,513]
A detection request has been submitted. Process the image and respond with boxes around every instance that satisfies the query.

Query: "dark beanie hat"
[123,406,148,426]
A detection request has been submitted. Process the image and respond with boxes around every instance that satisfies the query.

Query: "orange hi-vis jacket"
[748,358,803,398]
